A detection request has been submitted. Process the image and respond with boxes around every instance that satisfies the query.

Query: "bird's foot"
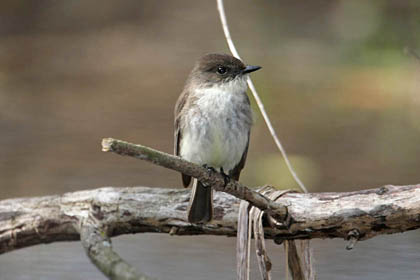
[202,164,217,176]
[220,167,230,187]
[202,165,230,187]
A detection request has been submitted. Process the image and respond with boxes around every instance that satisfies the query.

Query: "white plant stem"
[216,0,308,193]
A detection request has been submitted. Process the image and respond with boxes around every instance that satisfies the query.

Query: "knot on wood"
[169,226,178,235]
[91,202,105,221]
[273,236,284,245]
[346,229,360,250]
[265,188,295,229]
[376,186,389,195]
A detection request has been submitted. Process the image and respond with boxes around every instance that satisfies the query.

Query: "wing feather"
[229,131,250,181]
[175,89,192,187]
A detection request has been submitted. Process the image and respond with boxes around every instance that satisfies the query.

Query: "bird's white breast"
[180,78,251,172]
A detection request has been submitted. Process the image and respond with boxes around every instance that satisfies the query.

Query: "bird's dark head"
[191,53,261,86]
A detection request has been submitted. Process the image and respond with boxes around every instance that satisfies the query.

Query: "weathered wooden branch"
[1,184,420,254]
[1,184,420,279]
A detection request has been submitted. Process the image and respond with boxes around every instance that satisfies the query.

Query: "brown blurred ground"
[1,1,420,199]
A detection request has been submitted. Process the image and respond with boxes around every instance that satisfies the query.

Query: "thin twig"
[216,0,308,193]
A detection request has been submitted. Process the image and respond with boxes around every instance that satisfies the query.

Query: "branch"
[99,138,420,242]
[80,216,156,280]
[1,184,420,254]
[101,138,287,222]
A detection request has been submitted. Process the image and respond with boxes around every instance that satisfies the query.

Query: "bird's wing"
[230,131,250,181]
[175,89,192,187]
[230,93,252,181]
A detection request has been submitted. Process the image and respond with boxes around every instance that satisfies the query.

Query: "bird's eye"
[217,66,227,75]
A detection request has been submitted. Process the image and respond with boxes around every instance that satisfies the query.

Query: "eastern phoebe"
[174,53,261,223]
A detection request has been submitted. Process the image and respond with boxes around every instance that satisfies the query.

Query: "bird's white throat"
[196,76,248,98]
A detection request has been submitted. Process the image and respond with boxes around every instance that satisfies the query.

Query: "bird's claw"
[202,165,230,187]
[202,164,217,176]
[220,167,230,187]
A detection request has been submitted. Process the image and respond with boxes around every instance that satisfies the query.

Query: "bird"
[174,53,261,223]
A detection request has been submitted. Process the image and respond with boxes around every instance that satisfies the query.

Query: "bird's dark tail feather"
[187,180,213,223]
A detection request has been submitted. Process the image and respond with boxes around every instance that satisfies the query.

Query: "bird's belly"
[181,121,248,172]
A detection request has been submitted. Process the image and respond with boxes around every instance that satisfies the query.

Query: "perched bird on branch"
[174,53,261,223]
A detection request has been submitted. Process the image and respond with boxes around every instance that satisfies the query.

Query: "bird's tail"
[187,179,213,223]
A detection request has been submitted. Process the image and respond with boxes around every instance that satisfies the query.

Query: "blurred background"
[0,1,419,279]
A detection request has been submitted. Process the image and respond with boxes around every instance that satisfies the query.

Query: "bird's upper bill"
[242,65,261,74]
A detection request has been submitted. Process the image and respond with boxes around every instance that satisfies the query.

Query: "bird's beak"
[242,65,261,74]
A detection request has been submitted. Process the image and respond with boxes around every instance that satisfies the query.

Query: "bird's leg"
[220,167,230,187]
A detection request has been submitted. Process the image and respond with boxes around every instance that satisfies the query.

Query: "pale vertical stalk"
[216,0,308,193]
[285,241,289,280]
